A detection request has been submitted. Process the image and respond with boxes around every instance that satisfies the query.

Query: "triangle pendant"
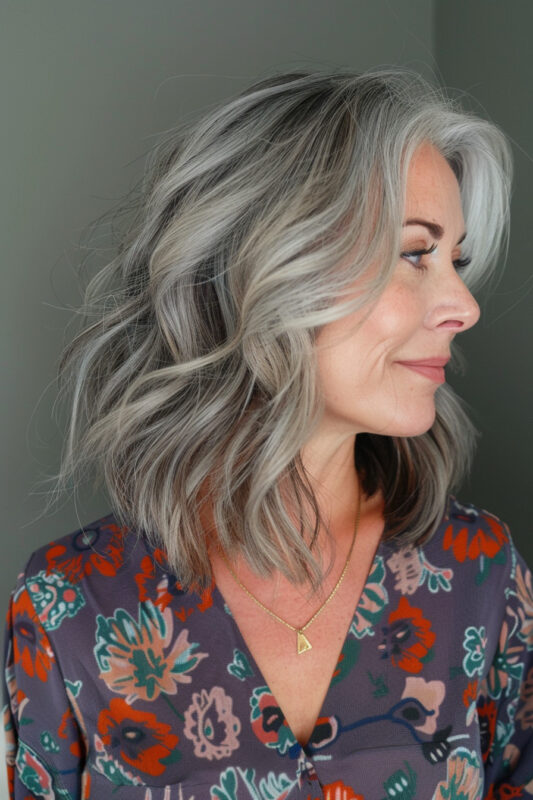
[297,630,312,654]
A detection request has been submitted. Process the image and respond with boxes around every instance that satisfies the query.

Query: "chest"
[212,522,384,746]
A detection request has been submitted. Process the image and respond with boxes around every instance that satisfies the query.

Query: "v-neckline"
[211,535,388,752]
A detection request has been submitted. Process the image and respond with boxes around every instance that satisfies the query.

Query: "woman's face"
[315,141,481,439]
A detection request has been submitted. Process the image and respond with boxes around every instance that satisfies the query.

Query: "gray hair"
[42,66,513,590]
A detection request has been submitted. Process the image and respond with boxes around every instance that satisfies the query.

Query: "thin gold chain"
[218,479,362,652]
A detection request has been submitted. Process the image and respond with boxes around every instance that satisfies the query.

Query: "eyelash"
[401,242,472,272]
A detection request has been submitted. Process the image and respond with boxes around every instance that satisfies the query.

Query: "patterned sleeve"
[477,531,533,797]
[2,555,85,799]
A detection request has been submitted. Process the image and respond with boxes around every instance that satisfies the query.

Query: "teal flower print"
[431,746,483,799]
[250,686,298,756]
[211,766,296,800]
[462,626,487,677]
[25,570,85,631]
[349,554,388,638]
[486,613,528,701]
[381,763,417,800]
[64,679,82,698]
[93,732,145,788]
[94,600,208,703]
[227,648,254,681]
[15,740,60,798]
[40,730,60,753]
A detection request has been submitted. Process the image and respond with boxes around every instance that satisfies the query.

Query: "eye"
[401,243,437,272]
[452,256,471,271]
[401,243,471,272]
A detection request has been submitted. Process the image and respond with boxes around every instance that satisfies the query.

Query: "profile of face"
[315,141,481,439]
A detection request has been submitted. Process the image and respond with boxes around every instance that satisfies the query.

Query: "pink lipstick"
[396,357,449,384]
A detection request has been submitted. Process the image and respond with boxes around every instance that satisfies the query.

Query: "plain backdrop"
[1,2,532,794]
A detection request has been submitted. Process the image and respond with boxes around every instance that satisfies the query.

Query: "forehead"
[405,142,463,223]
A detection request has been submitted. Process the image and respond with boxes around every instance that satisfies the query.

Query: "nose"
[424,270,481,332]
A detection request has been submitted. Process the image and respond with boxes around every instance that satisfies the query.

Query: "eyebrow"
[403,218,467,245]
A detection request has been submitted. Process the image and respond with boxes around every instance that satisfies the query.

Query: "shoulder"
[22,511,135,581]
[425,495,528,601]
[400,496,531,666]
[382,495,523,606]
[442,494,513,562]
[13,512,149,620]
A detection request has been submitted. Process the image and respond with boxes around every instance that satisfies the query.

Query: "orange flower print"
[44,518,125,585]
[135,546,214,621]
[378,596,436,673]
[463,679,478,709]
[323,780,362,800]
[10,587,54,682]
[463,679,479,726]
[135,554,188,609]
[97,697,179,777]
[250,686,298,756]
[443,505,509,564]
[95,600,208,703]
[183,686,241,760]
[58,706,86,759]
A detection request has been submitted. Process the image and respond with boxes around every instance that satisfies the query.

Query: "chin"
[370,406,437,438]
[391,415,437,438]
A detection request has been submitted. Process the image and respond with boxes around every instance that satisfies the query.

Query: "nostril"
[439,319,465,329]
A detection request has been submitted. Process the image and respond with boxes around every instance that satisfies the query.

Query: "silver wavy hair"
[42,66,513,590]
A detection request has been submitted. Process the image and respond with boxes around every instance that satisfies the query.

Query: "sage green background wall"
[1,7,531,787]
[434,0,533,543]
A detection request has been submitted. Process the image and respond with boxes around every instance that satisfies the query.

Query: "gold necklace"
[219,480,362,655]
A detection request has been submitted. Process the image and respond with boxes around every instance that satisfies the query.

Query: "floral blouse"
[2,495,532,800]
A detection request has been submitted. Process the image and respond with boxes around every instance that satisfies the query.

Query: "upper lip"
[396,356,450,367]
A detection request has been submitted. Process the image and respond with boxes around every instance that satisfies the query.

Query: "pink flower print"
[433,747,483,799]
[514,561,533,648]
[387,546,424,595]
[184,686,241,760]
[401,676,445,735]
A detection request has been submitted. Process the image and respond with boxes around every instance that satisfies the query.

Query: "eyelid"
[400,242,471,272]
[401,241,465,259]
[402,239,436,252]
[400,242,437,260]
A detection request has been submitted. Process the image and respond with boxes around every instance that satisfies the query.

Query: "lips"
[396,357,450,367]
[396,357,449,383]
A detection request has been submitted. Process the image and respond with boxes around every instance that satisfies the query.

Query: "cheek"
[368,283,422,343]
[315,282,421,385]
[356,300,413,358]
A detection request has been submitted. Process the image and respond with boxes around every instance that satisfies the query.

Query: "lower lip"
[397,363,446,383]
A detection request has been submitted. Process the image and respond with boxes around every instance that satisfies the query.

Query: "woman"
[3,67,532,799]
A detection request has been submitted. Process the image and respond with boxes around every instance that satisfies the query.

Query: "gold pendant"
[297,630,312,654]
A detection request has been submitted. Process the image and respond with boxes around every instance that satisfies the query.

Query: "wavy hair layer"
[43,66,513,589]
